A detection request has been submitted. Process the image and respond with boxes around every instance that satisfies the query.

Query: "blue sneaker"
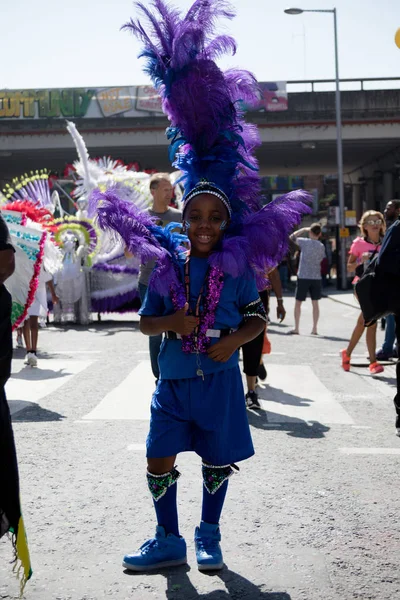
[194,521,224,571]
[123,526,187,571]
[376,347,393,361]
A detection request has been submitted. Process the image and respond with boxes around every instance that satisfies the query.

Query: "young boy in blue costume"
[122,189,267,572]
[91,0,311,575]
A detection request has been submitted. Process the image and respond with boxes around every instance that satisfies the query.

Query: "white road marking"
[351,425,372,429]
[82,361,154,420]
[351,364,396,398]
[82,360,354,425]
[256,365,354,425]
[7,359,93,415]
[340,448,400,455]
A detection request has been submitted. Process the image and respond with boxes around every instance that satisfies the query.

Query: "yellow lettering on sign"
[21,91,36,118]
[0,92,5,118]
[5,93,16,118]
[13,92,24,117]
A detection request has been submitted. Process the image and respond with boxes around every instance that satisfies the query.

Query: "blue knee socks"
[152,477,229,535]
[153,482,179,537]
[201,479,229,525]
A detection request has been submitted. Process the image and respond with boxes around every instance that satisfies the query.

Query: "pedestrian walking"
[137,173,182,381]
[289,223,326,335]
[92,0,310,574]
[341,210,385,374]
[0,212,32,590]
[243,268,286,410]
[376,200,400,360]
[22,271,59,367]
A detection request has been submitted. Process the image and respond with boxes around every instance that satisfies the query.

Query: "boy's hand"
[207,335,238,363]
[170,303,198,336]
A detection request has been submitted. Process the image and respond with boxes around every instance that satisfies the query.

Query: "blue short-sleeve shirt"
[139,256,260,379]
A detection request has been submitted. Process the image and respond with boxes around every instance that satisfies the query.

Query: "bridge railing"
[287,77,400,93]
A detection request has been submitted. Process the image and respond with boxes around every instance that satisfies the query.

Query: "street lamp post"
[284,7,347,290]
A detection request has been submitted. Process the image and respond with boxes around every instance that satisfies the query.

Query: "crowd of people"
[2,0,400,592]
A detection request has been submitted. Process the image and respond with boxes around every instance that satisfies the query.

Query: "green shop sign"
[0,89,96,119]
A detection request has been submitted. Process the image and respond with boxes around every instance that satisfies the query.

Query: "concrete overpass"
[1,78,399,215]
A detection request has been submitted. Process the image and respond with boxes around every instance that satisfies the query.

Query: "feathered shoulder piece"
[3,170,52,209]
[2,200,53,225]
[90,188,187,296]
[123,0,262,215]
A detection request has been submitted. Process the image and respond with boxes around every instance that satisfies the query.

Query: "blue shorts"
[146,366,254,465]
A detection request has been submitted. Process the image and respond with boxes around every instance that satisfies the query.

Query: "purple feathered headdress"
[90,0,312,296]
[122,0,262,216]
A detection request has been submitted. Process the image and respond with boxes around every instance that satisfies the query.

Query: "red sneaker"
[369,362,384,375]
[341,349,350,372]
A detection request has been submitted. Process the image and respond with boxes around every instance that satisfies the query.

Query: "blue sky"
[0,0,399,89]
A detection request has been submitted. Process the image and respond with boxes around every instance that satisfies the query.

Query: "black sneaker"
[257,362,267,381]
[246,391,261,410]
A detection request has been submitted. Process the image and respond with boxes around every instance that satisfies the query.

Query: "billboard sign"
[257,82,288,112]
[0,81,287,120]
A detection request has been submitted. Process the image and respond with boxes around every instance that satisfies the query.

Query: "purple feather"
[205,35,236,60]
[224,69,260,108]
[123,0,262,215]
[92,263,139,275]
[90,188,166,264]
[208,235,250,278]
[91,289,140,314]
[209,190,312,288]
[148,256,182,296]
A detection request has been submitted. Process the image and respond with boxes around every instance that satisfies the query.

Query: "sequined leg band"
[147,466,181,502]
[202,463,234,495]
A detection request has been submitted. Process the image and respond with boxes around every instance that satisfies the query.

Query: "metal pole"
[333,8,347,290]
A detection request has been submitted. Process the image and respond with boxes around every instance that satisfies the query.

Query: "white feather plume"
[66,120,97,197]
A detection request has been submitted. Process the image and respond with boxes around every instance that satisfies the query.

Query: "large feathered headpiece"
[123,0,262,217]
[91,0,311,294]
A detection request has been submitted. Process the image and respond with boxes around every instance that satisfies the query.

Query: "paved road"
[1,294,400,600]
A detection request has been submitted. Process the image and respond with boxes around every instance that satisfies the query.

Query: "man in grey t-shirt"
[138,173,182,379]
[289,223,326,335]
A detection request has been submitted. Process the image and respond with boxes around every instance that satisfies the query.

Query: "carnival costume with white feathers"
[91,0,312,573]
[66,121,146,314]
[0,196,62,329]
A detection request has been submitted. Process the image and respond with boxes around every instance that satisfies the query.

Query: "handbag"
[355,252,400,326]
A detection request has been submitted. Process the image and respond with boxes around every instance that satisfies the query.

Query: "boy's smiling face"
[185,194,229,257]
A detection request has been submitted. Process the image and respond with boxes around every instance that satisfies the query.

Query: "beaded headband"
[183,183,232,218]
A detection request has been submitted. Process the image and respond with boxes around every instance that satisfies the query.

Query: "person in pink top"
[341,210,386,374]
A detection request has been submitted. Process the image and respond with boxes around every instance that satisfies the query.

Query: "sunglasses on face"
[364,219,383,226]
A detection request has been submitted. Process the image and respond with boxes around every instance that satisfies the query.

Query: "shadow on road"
[11,403,65,422]
[258,385,313,407]
[247,409,330,439]
[372,375,396,387]
[125,564,292,599]
[310,334,352,343]
[11,367,72,381]
[355,372,397,387]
